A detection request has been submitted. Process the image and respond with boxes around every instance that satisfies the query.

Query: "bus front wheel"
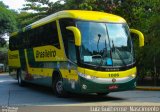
[53,76,68,97]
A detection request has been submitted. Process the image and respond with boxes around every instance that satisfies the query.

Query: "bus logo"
[112,78,116,83]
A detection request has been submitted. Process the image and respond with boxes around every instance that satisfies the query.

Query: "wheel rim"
[56,80,63,94]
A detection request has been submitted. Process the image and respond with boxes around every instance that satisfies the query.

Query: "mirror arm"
[66,26,81,46]
[130,29,144,47]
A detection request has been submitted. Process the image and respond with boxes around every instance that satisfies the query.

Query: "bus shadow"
[12,82,54,95]
[13,82,125,103]
[68,93,125,103]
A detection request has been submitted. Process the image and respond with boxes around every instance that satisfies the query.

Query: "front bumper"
[78,76,136,93]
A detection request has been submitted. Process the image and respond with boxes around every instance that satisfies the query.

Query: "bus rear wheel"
[53,76,68,97]
[17,70,25,86]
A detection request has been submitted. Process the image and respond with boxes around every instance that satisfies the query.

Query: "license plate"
[108,85,118,90]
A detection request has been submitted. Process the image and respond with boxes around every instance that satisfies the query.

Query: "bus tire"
[96,93,109,96]
[17,69,25,86]
[52,74,68,97]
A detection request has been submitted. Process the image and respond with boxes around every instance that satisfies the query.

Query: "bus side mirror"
[130,29,144,47]
[66,26,81,46]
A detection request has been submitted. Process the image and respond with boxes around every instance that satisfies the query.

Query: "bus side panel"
[59,62,81,93]
[8,50,21,79]
[8,50,21,67]
[21,45,67,86]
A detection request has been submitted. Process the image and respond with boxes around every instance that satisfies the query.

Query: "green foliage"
[63,0,83,9]
[145,16,160,67]
[0,1,18,47]
[19,0,64,27]
[0,2,17,34]
[20,0,119,26]
[64,0,118,12]
[132,13,160,81]
[17,11,45,28]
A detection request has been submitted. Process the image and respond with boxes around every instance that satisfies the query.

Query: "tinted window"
[30,21,60,48]
[59,18,77,62]
[9,21,60,50]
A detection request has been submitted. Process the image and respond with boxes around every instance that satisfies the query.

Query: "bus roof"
[11,10,126,36]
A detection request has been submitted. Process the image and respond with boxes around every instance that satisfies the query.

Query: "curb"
[136,86,160,91]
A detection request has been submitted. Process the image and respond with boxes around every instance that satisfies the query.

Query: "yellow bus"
[8,10,144,97]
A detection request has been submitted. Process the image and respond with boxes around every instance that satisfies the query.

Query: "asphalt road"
[0,73,160,112]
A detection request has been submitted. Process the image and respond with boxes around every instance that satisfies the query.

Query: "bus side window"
[59,19,77,63]
[20,32,28,49]
[26,21,60,48]
[41,21,60,48]
[29,29,36,47]
[35,27,43,46]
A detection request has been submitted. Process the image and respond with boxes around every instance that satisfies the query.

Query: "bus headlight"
[130,74,136,78]
[78,72,96,80]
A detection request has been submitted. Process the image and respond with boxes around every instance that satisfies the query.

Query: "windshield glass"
[76,21,134,67]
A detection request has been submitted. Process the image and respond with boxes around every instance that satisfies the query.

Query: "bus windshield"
[76,21,135,67]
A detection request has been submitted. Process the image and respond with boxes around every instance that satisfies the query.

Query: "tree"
[20,0,120,26]
[19,0,64,27]
[16,11,37,28]
[64,0,118,12]
[146,16,160,85]
[0,1,17,46]
[64,0,85,10]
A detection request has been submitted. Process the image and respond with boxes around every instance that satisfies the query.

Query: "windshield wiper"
[112,40,127,67]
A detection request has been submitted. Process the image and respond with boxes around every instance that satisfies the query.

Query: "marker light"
[78,72,97,80]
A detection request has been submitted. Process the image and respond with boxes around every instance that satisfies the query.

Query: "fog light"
[82,84,87,89]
